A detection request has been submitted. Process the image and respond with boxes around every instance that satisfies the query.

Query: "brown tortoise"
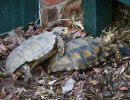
[5,27,68,82]
[48,37,119,73]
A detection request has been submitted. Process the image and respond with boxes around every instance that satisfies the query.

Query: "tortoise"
[5,27,68,82]
[48,37,118,73]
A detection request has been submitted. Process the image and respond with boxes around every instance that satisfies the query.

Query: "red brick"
[63,1,82,17]
[47,8,58,22]
[41,7,58,25]
[40,0,82,26]
[42,0,64,6]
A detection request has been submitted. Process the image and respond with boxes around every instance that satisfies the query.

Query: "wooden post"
[83,0,112,37]
[118,0,130,6]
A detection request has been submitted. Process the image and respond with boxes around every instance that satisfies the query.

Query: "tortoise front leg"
[57,35,65,56]
[21,63,31,82]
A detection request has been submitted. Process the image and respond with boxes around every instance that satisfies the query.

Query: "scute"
[48,38,113,73]
[5,31,56,74]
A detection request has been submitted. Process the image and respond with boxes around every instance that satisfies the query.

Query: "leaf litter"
[0,2,130,100]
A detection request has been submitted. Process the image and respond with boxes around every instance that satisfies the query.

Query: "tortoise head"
[53,27,68,36]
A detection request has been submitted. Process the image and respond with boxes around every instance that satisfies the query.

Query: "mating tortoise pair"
[5,27,118,82]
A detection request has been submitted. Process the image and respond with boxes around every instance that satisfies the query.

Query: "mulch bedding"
[0,2,130,100]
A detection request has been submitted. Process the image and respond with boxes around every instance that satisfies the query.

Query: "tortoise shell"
[5,27,68,74]
[48,38,113,73]
[5,31,57,74]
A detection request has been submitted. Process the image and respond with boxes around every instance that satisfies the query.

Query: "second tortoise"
[5,27,68,82]
[48,37,118,73]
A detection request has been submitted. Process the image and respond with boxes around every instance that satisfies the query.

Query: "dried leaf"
[74,81,86,100]
[72,21,84,30]
[34,86,54,98]
[93,68,103,74]
[118,86,128,91]
[114,62,128,75]
[112,92,124,99]
[48,80,57,85]
[65,20,72,27]
[38,79,45,85]
[89,80,99,85]
[62,78,76,94]
[0,87,7,98]
[0,42,7,51]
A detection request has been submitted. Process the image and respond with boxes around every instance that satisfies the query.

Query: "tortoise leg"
[57,35,64,56]
[21,64,31,82]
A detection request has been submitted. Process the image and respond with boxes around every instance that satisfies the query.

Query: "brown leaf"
[89,80,99,85]
[93,68,103,74]
[112,92,124,99]
[64,20,72,28]
[74,81,86,100]
[0,87,7,98]
[118,86,128,91]
[114,61,128,75]
[0,42,7,51]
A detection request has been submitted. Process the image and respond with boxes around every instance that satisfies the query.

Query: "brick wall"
[40,0,82,27]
